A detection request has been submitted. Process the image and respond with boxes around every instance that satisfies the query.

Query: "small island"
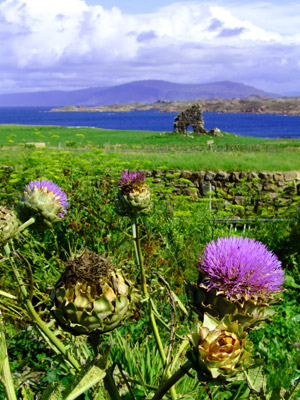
[50,96,300,115]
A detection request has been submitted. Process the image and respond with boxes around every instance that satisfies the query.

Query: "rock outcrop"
[173,104,207,135]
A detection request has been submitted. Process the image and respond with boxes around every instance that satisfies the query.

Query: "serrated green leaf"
[41,356,106,400]
[202,313,220,331]
[245,365,267,394]
[61,360,106,400]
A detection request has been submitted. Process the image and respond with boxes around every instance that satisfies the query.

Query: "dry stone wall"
[140,169,300,216]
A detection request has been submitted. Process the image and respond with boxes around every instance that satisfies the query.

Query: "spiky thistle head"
[0,206,19,245]
[187,236,285,329]
[116,171,152,216]
[198,236,284,301]
[16,180,68,231]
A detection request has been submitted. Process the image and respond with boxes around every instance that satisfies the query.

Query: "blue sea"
[0,107,299,139]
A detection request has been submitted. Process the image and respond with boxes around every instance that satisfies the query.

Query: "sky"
[0,0,299,96]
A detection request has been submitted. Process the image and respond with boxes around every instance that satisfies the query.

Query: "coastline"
[50,96,300,116]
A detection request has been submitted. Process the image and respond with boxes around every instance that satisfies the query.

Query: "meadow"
[0,125,300,399]
[1,124,300,171]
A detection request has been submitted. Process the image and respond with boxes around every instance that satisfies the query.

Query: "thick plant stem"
[130,215,177,400]
[0,312,17,400]
[3,243,81,372]
[151,361,192,400]
[15,217,35,235]
[131,216,147,296]
[104,366,122,400]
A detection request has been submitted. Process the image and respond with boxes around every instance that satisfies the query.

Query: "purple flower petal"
[198,236,285,299]
[118,171,145,187]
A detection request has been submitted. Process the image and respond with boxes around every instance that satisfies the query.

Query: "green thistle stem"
[0,312,17,400]
[15,217,35,235]
[3,242,81,372]
[151,361,192,400]
[130,215,177,400]
[131,215,147,296]
[25,300,81,371]
[0,290,17,301]
[104,365,122,400]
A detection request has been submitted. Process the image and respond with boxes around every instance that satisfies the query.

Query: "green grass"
[99,149,300,171]
[1,146,300,172]
[1,124,300,171]
[1,123,300,150]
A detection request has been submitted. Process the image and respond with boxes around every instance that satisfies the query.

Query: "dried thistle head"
[51,248,138,335]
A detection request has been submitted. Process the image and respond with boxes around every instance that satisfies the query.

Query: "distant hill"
[0,80,278,107]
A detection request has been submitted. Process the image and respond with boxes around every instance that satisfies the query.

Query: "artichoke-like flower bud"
[51,248,137,336]
[187,313,253,380]
[16,180,68,231]
[187,236,285,329]
[115,171,152,217]
[187,283,278,330]
[0,206,19,245]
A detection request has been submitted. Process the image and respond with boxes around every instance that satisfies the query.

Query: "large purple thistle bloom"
[25,180,68,216]
[198,236,285,299]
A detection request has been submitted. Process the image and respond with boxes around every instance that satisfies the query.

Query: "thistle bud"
[16,180,68,231]
[50,248,138,336]
[187,313,253,380]
[115,171,152,217]
[0,206,19,245]
[187,283,279,330]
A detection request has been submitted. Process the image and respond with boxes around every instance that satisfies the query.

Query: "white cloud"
[0,0,299,95]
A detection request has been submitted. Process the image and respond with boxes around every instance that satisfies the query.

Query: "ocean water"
[0,107,299,139]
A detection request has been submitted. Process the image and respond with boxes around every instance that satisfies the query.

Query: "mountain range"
[0,80,278,107]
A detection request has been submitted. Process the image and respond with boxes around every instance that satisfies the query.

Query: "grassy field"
[1,124,300,171]
[2,123,300,149]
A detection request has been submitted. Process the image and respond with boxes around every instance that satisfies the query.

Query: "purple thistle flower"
[198,236,285,300]
[25,180,68,216]
[118,171,145,187]
[118,171,146,195]
[115,171,152,216]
